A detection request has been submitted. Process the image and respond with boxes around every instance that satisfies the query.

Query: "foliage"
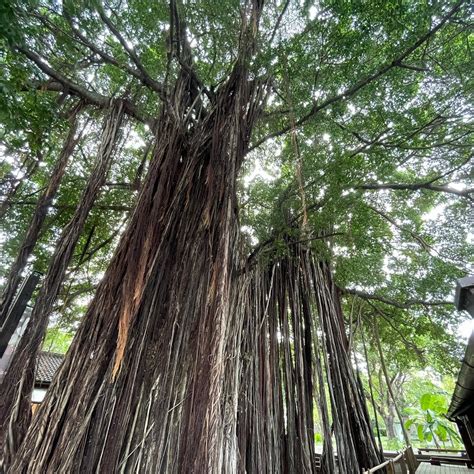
[405,392,461,447]
[42,327,74,354]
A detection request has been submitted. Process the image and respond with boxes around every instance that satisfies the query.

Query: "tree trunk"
[373,317,411,447]
[385,413,396,439]
[0,111,80,326]
[0,103,124,471]
[9,6,265,470]
[0,152,41,221]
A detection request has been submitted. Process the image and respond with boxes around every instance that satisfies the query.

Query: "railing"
[416,448,472,468]
[363,446,419,474]
[418,447,466,455]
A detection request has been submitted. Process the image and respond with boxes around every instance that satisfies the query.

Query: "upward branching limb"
[268,0,291,45]
[95,2,167,100]
[30,8,168,101]
[64,17,167,101]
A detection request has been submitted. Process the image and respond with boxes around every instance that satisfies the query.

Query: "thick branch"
[65,17,166,100]
[95,5,166,99]
[17,47,155,128]
[356,182,473,200]
[344,288,452,309]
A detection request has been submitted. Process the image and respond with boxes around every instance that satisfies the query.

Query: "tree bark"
[0,112,80,326]
[0,103,124,471]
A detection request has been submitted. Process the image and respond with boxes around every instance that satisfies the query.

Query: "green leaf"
[417,424,424,442]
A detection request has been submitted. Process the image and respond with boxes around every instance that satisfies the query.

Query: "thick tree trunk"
[0,103,124,471]
[0,113,79,325]
[9,9,265,469]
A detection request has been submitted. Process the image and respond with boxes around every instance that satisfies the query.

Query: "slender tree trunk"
[0,103,124,471]
[385,413,396,439]
[361,322,384,452]
[373,317,411,446]
[0,111,80,326]
[0,152,41,221]
[9,6,265,470]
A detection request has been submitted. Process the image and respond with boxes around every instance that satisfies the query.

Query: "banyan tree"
[0,0,471,472]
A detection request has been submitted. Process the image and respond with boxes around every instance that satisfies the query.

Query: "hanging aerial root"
[236,244,382,473]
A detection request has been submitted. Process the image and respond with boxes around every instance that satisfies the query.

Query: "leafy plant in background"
[405,392,461,448]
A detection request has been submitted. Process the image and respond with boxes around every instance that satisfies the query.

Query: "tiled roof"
[35,351,64,385]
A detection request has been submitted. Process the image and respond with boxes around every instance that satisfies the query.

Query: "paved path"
[417,462,471,473]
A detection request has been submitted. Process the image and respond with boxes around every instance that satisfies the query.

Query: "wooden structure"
[447,329,474,469]
[417,449,472,469]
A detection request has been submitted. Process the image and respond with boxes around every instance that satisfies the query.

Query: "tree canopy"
[1,0,471,362]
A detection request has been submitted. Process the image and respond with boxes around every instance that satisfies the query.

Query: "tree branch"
[365,301,425,359]
[243,230,339,272]
[5,200,132,212]
[356,182,473,200]
[62,14,167,101]
[269,0,291,45]
[95,4,166,100]
[366,204,434,252]
[344,288,452,309]
[17,47,156,128]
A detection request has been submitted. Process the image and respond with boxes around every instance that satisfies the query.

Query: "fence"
[363,446,419,474]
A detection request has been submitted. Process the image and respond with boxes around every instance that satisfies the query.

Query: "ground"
[417,462,471,473]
